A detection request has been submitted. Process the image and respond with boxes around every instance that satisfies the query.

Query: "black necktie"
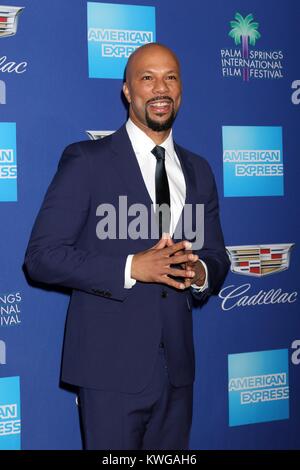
[151,145,171,237]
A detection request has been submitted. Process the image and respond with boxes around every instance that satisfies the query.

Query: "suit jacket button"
[161,289,168,298]
[92,289,101,294]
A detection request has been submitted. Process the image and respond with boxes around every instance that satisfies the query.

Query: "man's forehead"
[126,45,180,79]
[134,63,180,75]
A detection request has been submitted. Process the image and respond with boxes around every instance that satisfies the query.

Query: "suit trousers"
[78,343,193,450]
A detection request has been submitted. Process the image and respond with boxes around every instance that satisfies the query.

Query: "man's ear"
[123,82,131,104]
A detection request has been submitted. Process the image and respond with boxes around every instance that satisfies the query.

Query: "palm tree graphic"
[229,12,261,81]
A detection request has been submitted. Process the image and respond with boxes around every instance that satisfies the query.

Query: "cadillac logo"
[226,243,294,277]
[86,130,115,140]
[0,5,24,38]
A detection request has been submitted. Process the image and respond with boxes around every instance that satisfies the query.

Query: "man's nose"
[153,78,169,94]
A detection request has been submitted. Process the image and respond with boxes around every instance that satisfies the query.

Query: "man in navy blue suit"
[24,42,229,450]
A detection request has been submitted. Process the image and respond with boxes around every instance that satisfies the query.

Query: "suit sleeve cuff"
[124,254,137,289]
[191,259,209,292]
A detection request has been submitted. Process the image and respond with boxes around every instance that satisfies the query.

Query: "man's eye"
[142,76,152,80]
[167,75,177,80]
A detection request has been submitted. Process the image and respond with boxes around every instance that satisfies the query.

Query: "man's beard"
[145,104,176,132]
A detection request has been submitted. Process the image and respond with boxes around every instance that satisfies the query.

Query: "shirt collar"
[126,117,176,160]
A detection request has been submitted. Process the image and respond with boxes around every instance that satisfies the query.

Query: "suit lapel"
[173,141,197,207]
[110,124,153,208]
[172,142,198,239]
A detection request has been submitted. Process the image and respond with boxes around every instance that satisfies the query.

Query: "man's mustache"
[146,96,174,105]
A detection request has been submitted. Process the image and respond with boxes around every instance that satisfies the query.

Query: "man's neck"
[129,115,172,145]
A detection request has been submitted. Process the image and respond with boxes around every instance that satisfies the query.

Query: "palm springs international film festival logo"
[0,291,22,327]
[228,349,289,426]
[0,122,17,202]
[221,12,284,81]
[222,126,284,197]
[87,2,155,79]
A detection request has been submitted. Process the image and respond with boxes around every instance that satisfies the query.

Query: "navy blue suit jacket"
[24,124,230,393]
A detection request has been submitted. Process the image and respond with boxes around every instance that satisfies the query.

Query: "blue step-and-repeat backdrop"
[0,0,299,450]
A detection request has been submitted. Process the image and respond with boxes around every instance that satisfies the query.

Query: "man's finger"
[172,249,192,257]
[166,252,198,265]
[165,240,192,256]
[165,235,174,248]
[184,278,193,288]
[153,233,172,250]
[166,267,195,278]
[160,275,186,290]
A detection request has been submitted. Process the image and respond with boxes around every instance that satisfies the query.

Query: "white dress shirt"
[124,118,208,292]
